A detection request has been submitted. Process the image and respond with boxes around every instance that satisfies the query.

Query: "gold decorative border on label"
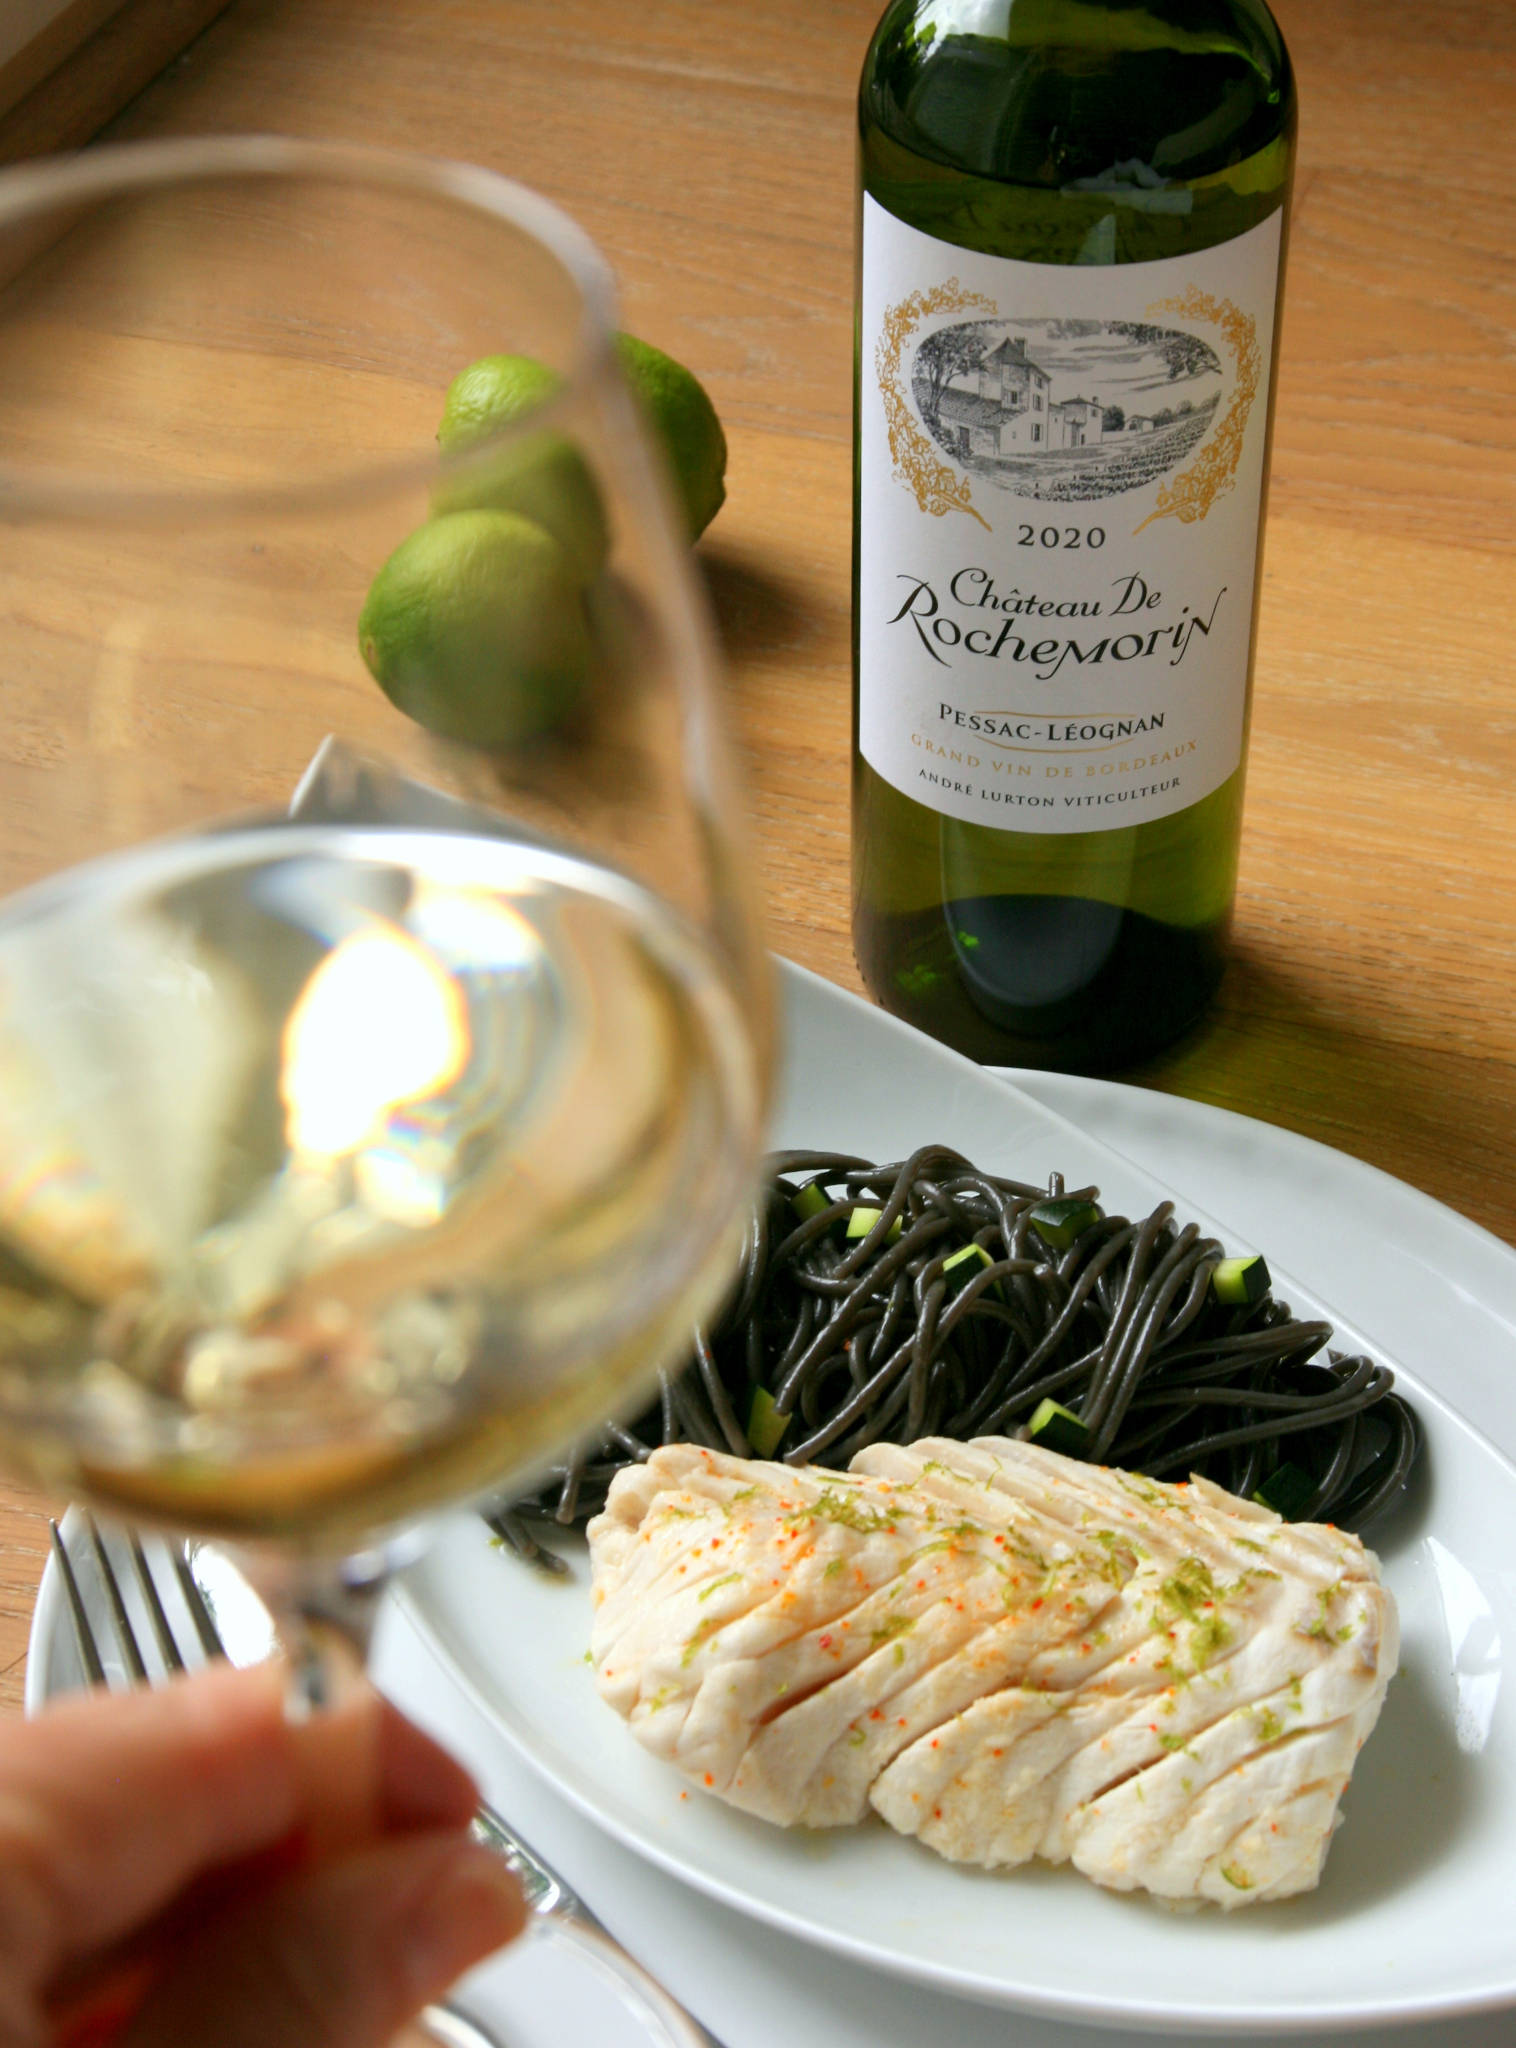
[876,281,996,530]
[1134,287,1260,533]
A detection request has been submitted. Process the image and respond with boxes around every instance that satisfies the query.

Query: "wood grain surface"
[0,0,1511,1710]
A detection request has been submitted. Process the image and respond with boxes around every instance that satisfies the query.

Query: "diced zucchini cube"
[1027,1197,1101,1250]
[1212,1254,1271,1306]
[941,1241,996,1297]
[1252,1462,1316,1520]
[747,1385,791,1458]
[845,1205,902,1242]
[1027,1396,1091,1458]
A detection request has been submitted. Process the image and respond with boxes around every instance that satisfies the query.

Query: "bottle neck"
[862,0,1294,194]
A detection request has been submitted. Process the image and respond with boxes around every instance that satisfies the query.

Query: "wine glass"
[0,133,771,2021]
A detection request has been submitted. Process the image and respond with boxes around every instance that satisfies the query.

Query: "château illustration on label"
[853,0,1295,1071]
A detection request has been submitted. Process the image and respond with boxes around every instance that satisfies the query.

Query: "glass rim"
[0,132,622,523]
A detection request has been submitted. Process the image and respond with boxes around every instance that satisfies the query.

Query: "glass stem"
[232,1540,403,1712]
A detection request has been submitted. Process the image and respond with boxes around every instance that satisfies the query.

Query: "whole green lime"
[616,332,727,539]
[433,355,609,583]
[358,509,590,749]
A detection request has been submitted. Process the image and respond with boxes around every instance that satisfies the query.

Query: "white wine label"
[858,198,1282,834]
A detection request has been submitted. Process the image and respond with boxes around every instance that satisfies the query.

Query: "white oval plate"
[397,960,1516,2037]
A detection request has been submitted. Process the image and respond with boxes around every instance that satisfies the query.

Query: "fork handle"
[469,1804,724,2048]
[531,1917,723,2048]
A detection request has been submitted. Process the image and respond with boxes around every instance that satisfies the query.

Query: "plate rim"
[995,1054,1516,1295]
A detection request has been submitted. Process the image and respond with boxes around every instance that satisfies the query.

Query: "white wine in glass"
[0,813,759,1547]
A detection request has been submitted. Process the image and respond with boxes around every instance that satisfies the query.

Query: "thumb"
[120,1829,526,2048]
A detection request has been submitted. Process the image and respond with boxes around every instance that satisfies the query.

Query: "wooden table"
[0,0,1511,1711]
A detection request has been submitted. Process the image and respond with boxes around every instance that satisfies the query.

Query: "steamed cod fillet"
[587,1437,1398,1910]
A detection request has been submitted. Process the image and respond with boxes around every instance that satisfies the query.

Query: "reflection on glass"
[1425,1536,1501,1756]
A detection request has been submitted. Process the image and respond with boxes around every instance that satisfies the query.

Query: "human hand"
[0,1659,525,2048]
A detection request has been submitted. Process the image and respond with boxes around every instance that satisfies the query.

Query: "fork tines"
[49,1512,227,1693]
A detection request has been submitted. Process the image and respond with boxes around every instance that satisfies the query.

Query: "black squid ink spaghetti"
[492,1146,1421,1558]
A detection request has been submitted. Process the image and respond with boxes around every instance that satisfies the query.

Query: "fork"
[47,1512,723,2048]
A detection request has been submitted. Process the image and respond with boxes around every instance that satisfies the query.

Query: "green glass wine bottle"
[852,0,1294,1072]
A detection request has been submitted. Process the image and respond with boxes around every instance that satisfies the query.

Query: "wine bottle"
[853,0,1295,1071]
